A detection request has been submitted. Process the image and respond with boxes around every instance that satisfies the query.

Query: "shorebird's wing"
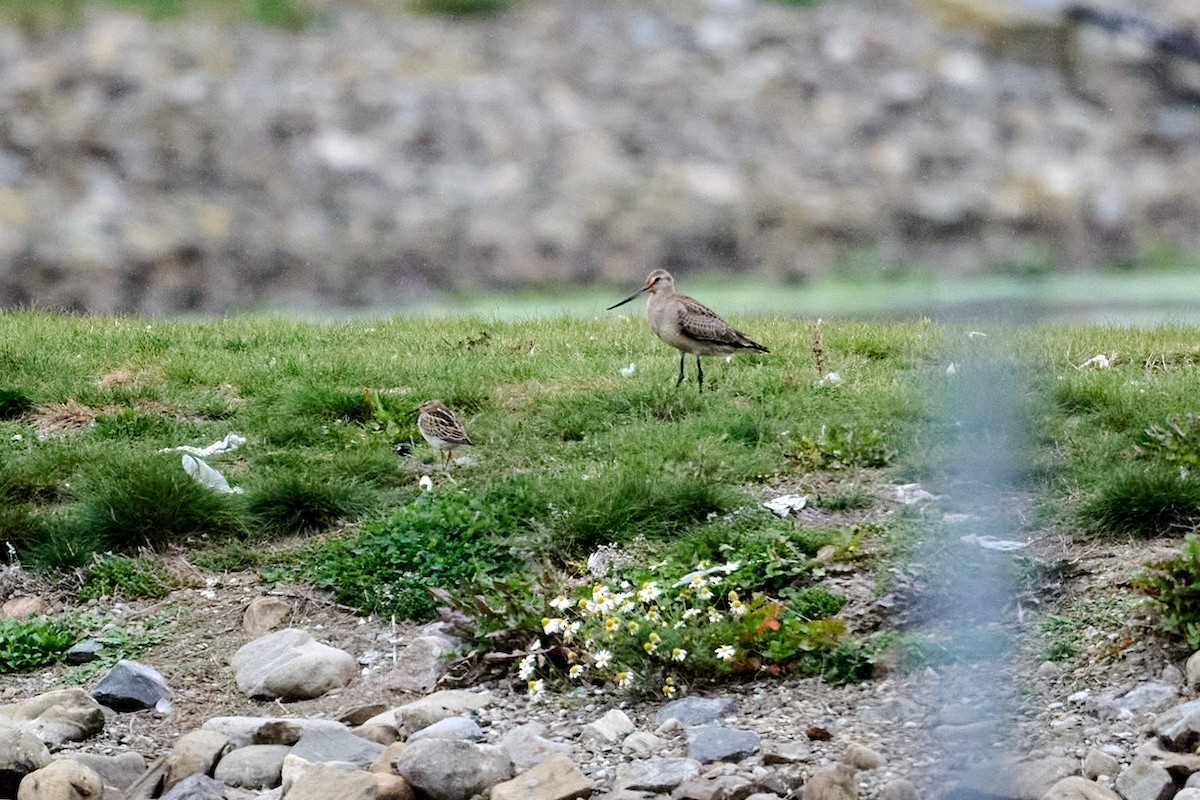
[421,406,474,446]
[677,295,769,352]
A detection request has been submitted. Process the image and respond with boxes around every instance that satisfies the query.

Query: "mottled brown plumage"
[417,400,472,469]
[607,269,769,391]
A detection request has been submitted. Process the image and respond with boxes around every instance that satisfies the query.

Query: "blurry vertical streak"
[918,309,1036,795]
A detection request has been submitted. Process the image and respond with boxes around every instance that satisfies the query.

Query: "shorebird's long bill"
[606,285,648,310]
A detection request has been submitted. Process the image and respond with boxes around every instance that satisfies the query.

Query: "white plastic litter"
[967,331,987,338]
[946,363,958,376]
[419,475,434,492]
[160,432,246,457]
[959,534,1028,551]
[1081,354,1112,369]
[816,372,842,388]
[763,494,808,517]
[181,455,243,494]
[893,483,939,505]
[620,363,637,377]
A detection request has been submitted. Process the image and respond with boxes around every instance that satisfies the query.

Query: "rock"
[369,742,408,775]
[613,758,701,793]
[1011,757,1079,800]
[1103,682,1178,719]
[802,763,857,800]
[386,636,458,694]
[290,724,385,768]
[354,723,398,746]
[583,709,636,745]
[1114,757,1174,800]
[90,660,172,713]
[761,741,810,765]
[230,628,357,701]
[63,640,104,666]
[0,724,52,798]
[497,723,573,770]
[386,690,494,737]
[17,759,102,800]
[842,743,884,770]
[672,773,755,800]
[211,744,290,790]
[1082,748,1121,781]
[622,731,668,758]
[1186,650,1200,691]
[1041,776,1122,800]
[374,771,418,800]
[241,597,292,637]
[164,730,232,792]
[0,689,106,747]
[878,779,919,800]
[159,773,229,800]
[2,596,47,620]
[202,717,346,748]
[339,704,388,728]
[407,716,483,744]
[284,763,376,800]
[1156,705,1200,751]
[1178,791,1200,800]
[490,755,591,800]
[393,738,513,800]
[655,697,736,727]
[54,752,144,791]
[685,725,760,764]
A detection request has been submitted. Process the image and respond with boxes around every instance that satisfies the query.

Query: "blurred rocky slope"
[0,0,1198,313]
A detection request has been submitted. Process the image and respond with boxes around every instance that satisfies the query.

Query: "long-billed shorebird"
[417,400,473,469]
[607,269,769,392]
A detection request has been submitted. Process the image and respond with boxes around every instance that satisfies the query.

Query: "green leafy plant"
[792,424,896,470]
[1134,534,1200,648]
[305,490,523,620]
[79,554,176,600]
[1136,413,1200,468]
[409,0,513,16]
[0,616,75,672]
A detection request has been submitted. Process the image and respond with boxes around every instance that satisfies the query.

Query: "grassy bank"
[3,310,1200,686]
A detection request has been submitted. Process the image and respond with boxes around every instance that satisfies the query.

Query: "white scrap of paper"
[764,494,808,517]
[181,455,243,494]
[161,432,247,457]
[894,483,939,505]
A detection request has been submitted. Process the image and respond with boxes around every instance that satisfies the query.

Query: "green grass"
[0,0,311,27]
[7,310,1200,632]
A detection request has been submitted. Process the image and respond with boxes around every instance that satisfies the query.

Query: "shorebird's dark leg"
[676,352,686,387]
[696,355,704,393]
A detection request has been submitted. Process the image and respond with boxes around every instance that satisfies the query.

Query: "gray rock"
[621,731,668,758]
[1082,748,1121,781]
[242,597,292,637]
[389,690,494,738]
[63,640,104,665]
[160,773,230,800]
[1158,706,1200,751]
[385,636,457,694]
[407,716,483,744]
[879,779,919,800]
[672,773,755,800]
[284,763,376,800]
[164,730,232,792]
[1186,651,1200,691]
[684,725,760,764]
[655,697,736,727]
[1114,757,1175,800]
[0,723,52,798]
[0,689,105,747]
[2,596,46,620]
[16,758,102,800]
[1176,790,1200,800]
[230,628,357,701]
[201,716,346,749]
[613,758,701,793]
[497,723,573,770]
[394,738,513,800]
[490,755,591,800]
[1103,682,1178,719]
[212,744,291,790]
[582,709,636,745]
[91,660,172,712]
[54,751,144,791]
[761,741,809,765]
[802,763,857,800]
[290,724,385,768]
[1042,776,1122,800]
